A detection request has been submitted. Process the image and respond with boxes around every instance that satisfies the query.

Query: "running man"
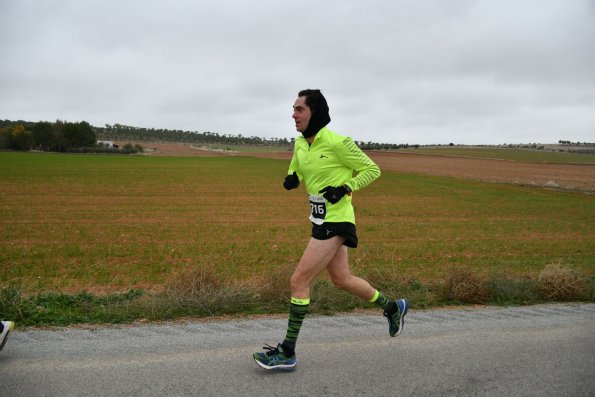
[253,89,408,371]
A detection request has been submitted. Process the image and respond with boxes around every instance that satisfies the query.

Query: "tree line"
[98,123,295,147]
[0,120,95,152]
[98,123,413,150]
[1,119,416,152]
[558,140,593,146]
[0,120,142,153]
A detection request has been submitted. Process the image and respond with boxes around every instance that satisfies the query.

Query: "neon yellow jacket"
[288,127,381,224]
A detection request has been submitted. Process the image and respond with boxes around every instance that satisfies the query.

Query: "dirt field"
[125,142,227,157]
[368,151,595,193]
[126,141,595,193]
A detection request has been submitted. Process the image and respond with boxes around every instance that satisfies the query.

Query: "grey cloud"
[0,0,593,145]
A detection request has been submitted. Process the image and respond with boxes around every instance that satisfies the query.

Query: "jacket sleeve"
[288,141,303,180]
[338,137,380,191]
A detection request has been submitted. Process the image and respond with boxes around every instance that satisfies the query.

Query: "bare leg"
[290,237,345,299]
[326,245,376,300]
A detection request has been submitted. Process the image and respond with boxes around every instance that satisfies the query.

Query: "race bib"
[308,194,326,225]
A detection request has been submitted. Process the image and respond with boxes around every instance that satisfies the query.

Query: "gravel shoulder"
[2,303,594,396]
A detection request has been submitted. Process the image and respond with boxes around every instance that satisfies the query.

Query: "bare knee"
[330,274,352,291]
[290,270,311,295]
[289,273,301,291]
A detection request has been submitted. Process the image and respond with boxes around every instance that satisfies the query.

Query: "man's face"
[292,96,311,133]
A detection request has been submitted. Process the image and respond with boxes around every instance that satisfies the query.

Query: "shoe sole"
[253,356,296,371]
[394,299,408,336]
[0,321,14,352]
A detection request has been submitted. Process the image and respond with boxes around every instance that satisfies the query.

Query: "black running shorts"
[311,222,358,248]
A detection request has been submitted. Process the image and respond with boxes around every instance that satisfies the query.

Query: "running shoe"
[253,343,296,371]
[0,321,15,352]
[383,299,408,337]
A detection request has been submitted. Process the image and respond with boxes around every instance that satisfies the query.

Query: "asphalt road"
[1,303,594,396]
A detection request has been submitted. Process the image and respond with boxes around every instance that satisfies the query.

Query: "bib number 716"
[308,195,326,225]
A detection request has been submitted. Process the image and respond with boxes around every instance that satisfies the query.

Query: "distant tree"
[0,127,12,149]
[62,123,79,149]
[122,143,135,153]
[52,120,66,151]
[78,121,96,146]
[62,121,95,149]
[120,142,143,154]
[32,121,53,151]
[11,124,34,150]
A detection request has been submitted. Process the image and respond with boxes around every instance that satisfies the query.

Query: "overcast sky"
[1,0,594,145]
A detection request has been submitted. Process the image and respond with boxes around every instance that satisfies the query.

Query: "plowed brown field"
[368,152,595,192]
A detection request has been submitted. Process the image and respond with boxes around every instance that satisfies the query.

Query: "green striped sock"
[282,297,310,352]
[369,290,391,311]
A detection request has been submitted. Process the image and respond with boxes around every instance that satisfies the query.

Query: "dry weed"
[251,262,294,303]
[536,263,587,301]
[444,268,489,303]
[167,263,221,298]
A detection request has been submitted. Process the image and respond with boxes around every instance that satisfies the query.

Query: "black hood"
[302,95,331,138]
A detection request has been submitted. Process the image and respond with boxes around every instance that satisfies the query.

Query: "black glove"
[319,185,351,204]
[283,172,300,190]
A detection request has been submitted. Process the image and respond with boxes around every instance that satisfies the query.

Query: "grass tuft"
[444,268,489,304]
[487,276,540,305]
[0,283,145,326]
[166,264,222,298]
[536,263,588,301]
[160,264,257,317]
